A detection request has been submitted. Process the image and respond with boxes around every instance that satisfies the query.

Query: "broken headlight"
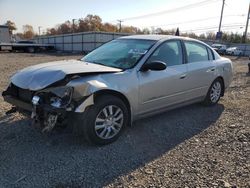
[32,95,40,105]
[50,87,73,108]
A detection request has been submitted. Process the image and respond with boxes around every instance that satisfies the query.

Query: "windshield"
[81,39,156,69]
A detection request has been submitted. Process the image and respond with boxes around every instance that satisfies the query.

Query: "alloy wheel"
[94,105,124,139]
[210,81,221,103]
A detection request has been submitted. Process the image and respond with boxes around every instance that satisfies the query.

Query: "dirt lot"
[0,52,249,188]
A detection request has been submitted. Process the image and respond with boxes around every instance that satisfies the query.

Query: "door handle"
[180,74,187,79]
[207,67,216,72]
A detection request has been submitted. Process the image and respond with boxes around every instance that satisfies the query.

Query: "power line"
[191,24,244,30]
[112,0,219,22]
[224,1,243,16]
[182,24,245,32]
[144,14,245,28]
[108,0,246,35]
[185,27,243,33]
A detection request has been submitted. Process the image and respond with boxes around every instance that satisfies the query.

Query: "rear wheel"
[203,79,223,106]
[74,95,129,145]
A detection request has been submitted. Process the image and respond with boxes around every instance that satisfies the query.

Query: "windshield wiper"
[83,60,101,65]
[93,61,123,69]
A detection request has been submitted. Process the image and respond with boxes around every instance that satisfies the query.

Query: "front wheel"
[203,79,223,106]
[75,95,129,145]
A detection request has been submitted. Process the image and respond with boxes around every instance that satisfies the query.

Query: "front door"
[138,40,189,115]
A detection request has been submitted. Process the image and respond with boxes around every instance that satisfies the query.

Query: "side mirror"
[141,61,167,72]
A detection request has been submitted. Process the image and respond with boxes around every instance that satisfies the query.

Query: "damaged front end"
[2,59,123,133]
[2,83,91,133]
[30,86,75,132]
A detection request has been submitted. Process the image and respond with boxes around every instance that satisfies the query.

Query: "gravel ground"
[0,52,249,188]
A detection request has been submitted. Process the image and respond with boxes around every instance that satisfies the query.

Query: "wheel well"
[93,90,132,126]
[216,76,225,96]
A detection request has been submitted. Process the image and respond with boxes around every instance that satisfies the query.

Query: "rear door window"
[184,41,209,63]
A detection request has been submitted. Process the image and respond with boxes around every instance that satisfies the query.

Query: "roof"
[119,35,213,49]
[119,34,188,41]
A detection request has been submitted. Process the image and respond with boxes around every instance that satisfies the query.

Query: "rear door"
[183,41,217,100]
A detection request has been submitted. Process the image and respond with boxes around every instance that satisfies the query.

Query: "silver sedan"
[2,35,233,145]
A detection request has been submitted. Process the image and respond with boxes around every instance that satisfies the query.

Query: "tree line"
[3,14,249,44]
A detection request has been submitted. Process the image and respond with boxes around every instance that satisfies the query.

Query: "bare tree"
[23,25,35,39]
[5,20,17,35]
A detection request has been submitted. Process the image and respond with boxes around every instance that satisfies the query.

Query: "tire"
[74,95,129,145]
[27,47,35,53]
[203,79,223,106]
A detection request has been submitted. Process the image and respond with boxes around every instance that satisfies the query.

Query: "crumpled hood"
[11,59,122,91]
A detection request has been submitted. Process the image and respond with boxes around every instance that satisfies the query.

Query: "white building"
[0,25,10,43]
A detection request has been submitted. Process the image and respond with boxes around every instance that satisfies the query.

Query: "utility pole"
[72,19,76,33]
[243,3,250,43]
[218,0,225,33]
[117,20,123,32]
[216,0,225,40]
[38,26,42,36]
[151,26,155,34]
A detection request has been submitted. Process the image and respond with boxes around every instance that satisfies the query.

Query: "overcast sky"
[0,0,249,34]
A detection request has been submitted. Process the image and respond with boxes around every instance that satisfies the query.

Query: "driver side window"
[147,40,183,66]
